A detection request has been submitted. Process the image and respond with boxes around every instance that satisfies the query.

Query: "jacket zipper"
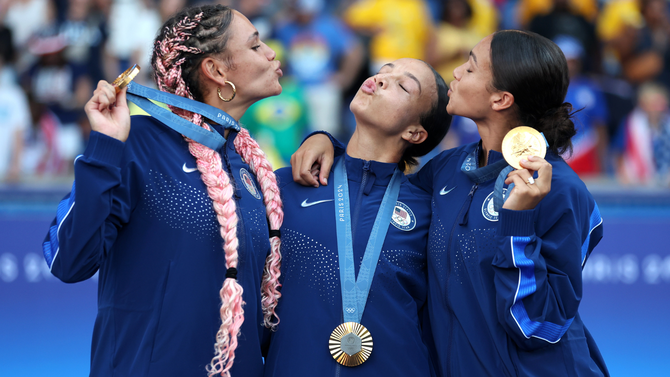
[446,182,478,377]
[350,160,370,253]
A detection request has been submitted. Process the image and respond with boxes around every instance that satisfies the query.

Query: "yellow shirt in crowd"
[344,0,433,71]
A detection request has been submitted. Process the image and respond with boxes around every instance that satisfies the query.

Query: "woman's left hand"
[502,155,552,211]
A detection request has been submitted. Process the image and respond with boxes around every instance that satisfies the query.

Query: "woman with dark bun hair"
[43,5,283,377]
[292,30,609,377]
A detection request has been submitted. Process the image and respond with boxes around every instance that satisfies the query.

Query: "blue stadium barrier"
[0,183,668,376]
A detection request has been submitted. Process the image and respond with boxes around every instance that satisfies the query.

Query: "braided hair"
[150,5,283,376]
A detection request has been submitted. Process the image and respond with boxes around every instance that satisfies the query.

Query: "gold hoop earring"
[217,81,236,102]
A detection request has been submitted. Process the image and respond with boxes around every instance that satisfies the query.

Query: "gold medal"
[501,126,547,169]
[329,322,373,367]
[112,64,141,93]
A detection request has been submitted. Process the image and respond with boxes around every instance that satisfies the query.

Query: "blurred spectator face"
[554,35,584,78]
[443,0,471,26]
[639,84,669,126]
[447,35,494,121]
[68,0,91,21]
[294,0,323,23]
[160,0,187,21]
[349,58,436,136]
[642,0,668,27]
[553,0,570,12]
[220,11,282,101]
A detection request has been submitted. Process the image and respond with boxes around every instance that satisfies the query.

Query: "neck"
[219,102,249,123]
[346,125,405,164]
[204,96,254,139]
[475,117,512,166]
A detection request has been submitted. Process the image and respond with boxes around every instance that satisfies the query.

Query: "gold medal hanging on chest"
[329,322,374,367]
[501,126,547,169]
[113,64,141,93]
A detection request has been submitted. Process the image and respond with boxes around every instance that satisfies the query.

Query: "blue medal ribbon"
[334,157,403,323]
[125,82,240,151]
[460,145,514,213]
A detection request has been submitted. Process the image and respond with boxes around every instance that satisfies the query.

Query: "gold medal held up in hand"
[113,64,141,93]
[329,322,374,367]
[502,126,547,169]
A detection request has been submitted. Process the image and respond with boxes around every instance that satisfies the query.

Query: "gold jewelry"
[113,64,140,94]
[501,126,547,170]
[217,81,236,102]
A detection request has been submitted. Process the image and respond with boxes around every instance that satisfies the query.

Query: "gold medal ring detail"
[113,64,141,93]
[218,81,236,102]
[329,322,374,367]
[501,126,547,170]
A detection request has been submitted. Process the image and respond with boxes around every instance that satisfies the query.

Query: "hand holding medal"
[501,126,553,211]
[84,65,140,142]
[112,64,141,94]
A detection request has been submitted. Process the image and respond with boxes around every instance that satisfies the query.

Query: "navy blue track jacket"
[43,115,270,377]
[265,155,436,377]
[412,142,609,377]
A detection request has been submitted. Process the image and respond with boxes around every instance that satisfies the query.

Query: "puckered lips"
[361,78,376,94]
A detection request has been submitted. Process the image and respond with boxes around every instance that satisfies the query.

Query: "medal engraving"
[340,333,362,356]
[113,64,141,93]
[502,126,547,169]
[329,322,373,367]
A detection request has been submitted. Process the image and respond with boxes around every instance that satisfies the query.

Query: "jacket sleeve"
[42,131,136,283]
[491,190,603,351]
[301,131,346,158]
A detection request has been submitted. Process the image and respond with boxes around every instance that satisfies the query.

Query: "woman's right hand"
[290,134,334,187]
[84,80,131,142]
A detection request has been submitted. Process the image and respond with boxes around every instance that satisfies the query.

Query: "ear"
[491,91,514,112]
[199,56,228,87]
[401,125,428,145]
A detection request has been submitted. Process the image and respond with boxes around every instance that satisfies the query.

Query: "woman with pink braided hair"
[42,4,283,377]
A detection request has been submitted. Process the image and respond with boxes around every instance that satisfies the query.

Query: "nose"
[375,74,386,89]
[266,43,276,61]
[453,63,463,81]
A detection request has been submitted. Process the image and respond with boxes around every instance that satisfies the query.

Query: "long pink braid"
[150,5,283,377]
[234,129,283,330]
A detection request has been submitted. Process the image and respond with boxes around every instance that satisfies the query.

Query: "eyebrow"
[248,31,259,43]
[470,51,478,66]
[381,63,422,94]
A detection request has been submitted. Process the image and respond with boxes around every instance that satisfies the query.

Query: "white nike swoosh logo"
[439,186,456,195]
[183,163,198,173]
[301,199,334,207]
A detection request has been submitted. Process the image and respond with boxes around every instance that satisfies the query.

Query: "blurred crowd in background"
[1,0,670,187]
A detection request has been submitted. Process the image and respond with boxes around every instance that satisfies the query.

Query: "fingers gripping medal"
[113,64,141,93]
[501,126,547,169]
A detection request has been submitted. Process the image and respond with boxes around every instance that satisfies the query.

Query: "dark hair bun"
[536,102,577,155]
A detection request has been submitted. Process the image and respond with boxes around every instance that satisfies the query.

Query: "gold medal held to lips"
[329,322,373,367]
[113,64,141,93]
[502,126,547,170]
